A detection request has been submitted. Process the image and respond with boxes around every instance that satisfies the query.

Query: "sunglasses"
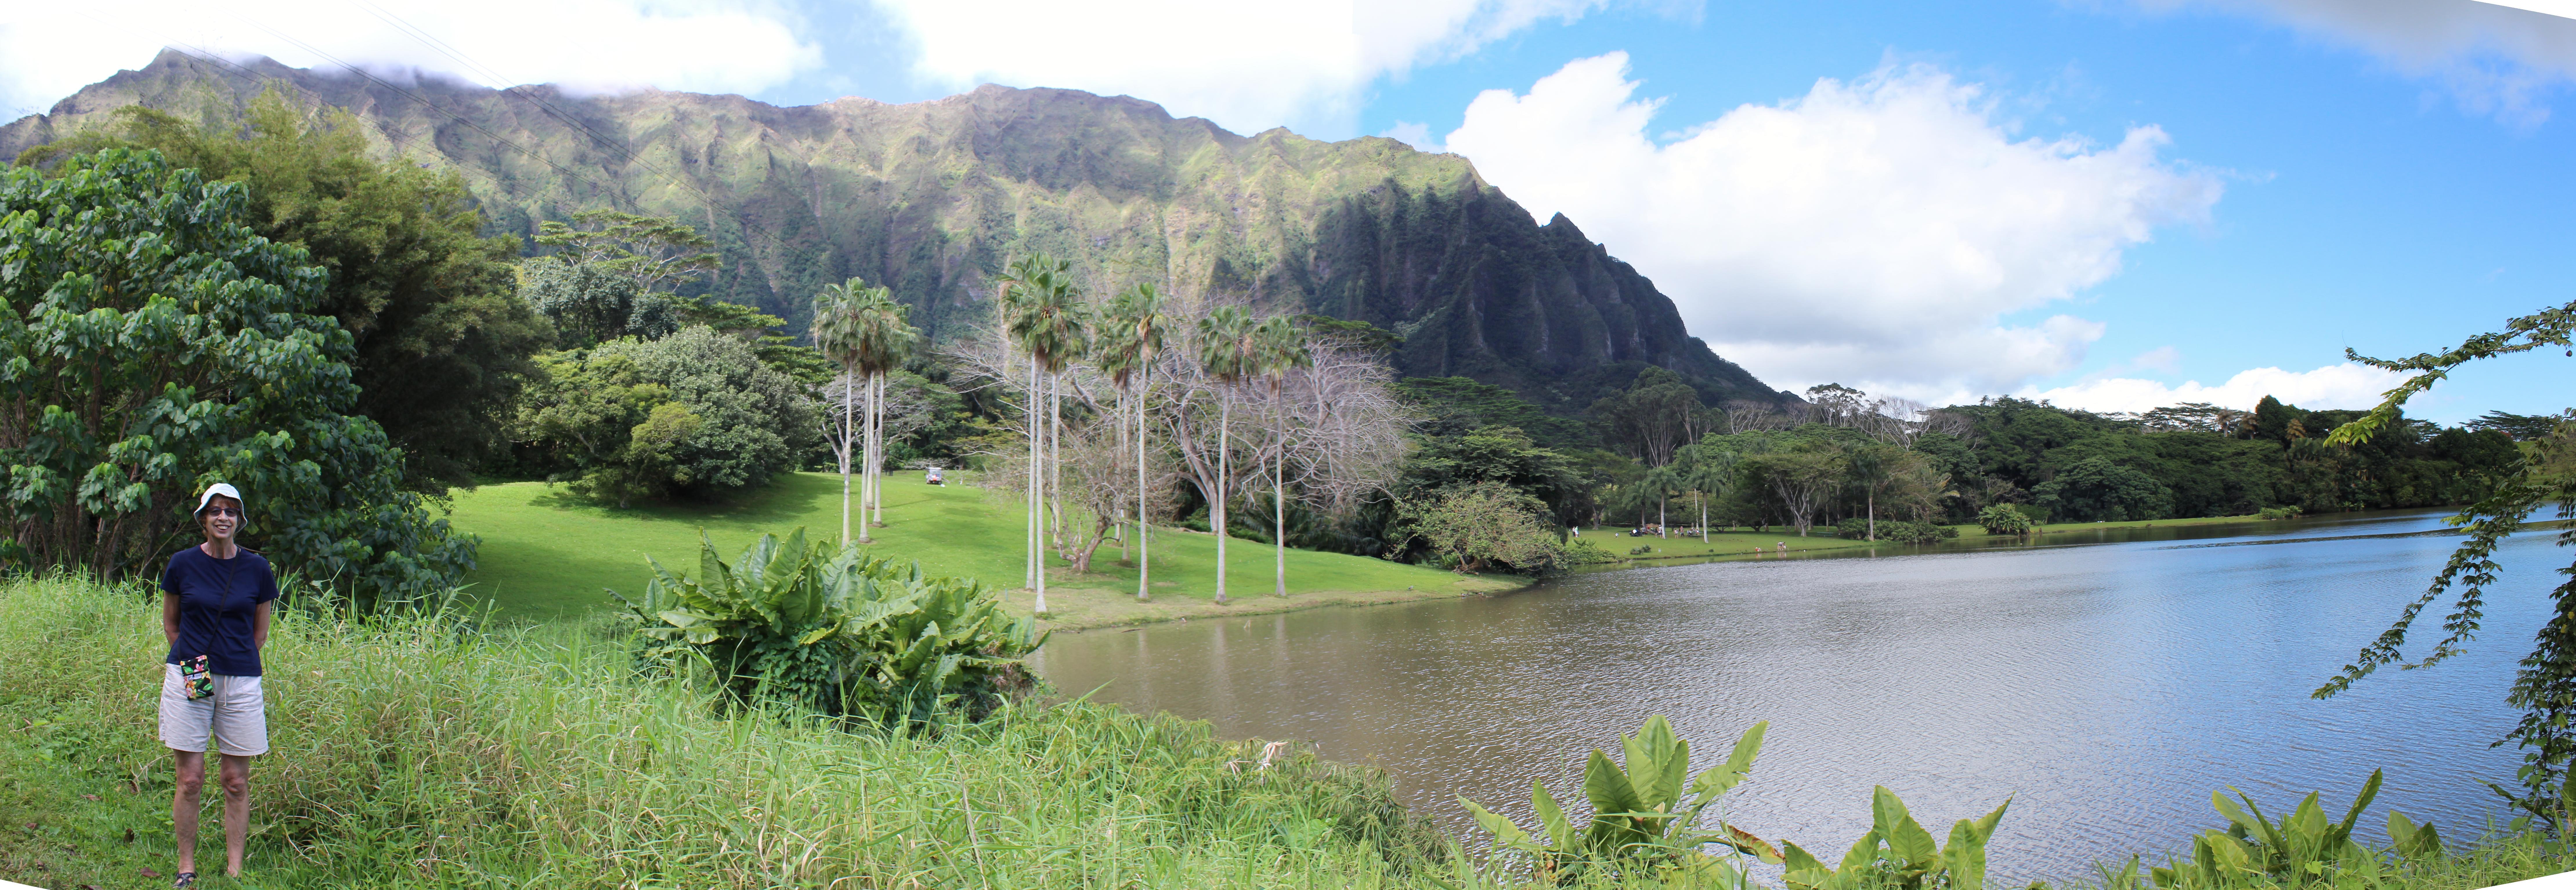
[203,507,243,519]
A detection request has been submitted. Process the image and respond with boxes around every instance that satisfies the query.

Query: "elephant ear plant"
[612,528,1046,732]
[2142,770,2445,890]
[1460,715,1783,883]
[1779,787,2011,890]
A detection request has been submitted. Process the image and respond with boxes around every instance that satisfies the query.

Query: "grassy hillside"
[449,471,1518,626]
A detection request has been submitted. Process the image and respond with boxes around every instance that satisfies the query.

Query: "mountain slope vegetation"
[3,50,1791,415]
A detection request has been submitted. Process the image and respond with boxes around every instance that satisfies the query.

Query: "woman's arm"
[253,600,272,649]
[162,592,181,646]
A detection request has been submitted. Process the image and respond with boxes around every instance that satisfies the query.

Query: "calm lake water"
[1029,510,2569,881]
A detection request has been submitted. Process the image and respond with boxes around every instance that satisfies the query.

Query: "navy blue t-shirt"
[162,547,279,676]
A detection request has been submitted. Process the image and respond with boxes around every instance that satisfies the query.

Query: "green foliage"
[1462,716,1780,883]
[520,255,678,347]
[21,93,550,490]
[0,574,1454,887]
[1835,519,1958,544]
[1780,787,2010,890]
[513,327,818,506]
[2036,457,2176,523]
[1398,376,1594,450]
[2145,770,2444,889]
[1979,505,2035,535]
[1588,366,1713,466]
[532,208,719,295]
[616,528,1045,729]
[1561,537,1624,565]
[2258,506,2302,520]
[1392,481,1568,574]
[0,147,470,610]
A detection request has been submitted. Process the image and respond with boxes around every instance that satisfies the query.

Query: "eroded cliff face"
[3,50,1791,414]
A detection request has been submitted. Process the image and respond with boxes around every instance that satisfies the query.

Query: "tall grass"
[6,573,2574,890]
[0,574,1442,888]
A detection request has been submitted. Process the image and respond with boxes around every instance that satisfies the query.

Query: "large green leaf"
[1533,781,1576,850]
[1887,813,1939,869]
[1871,786,1911,843]
[1946,818,1988,890]
[1459,798,1543,854]
[1690,720,1767,803]
[1782,839,1826,874]
[1623,714,1689,811]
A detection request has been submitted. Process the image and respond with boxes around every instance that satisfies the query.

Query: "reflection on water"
[1030,510,2565,881]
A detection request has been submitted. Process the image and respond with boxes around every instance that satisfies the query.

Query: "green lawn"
[448,471,1511,624]
[1585,511,2299,562]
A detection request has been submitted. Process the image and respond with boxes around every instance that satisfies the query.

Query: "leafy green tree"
[1738,447,1846,537]
[19,94,550,491]
[0,149,472,609]
[520,257,678,347]
[2033,457,2174,523]
[1392,482,1566,573]
[1589,366,1708,466]
[1397,376,1593,449]
[533,209,719,296]
[514,327,816,506]
[2313,293,2574,825]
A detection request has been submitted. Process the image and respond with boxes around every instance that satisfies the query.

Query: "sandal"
[174,872,197,889]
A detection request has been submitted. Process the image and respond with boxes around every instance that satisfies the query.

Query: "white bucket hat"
[194,482,243,517]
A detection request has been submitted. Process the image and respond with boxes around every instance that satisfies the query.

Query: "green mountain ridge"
[3,49,1794,415]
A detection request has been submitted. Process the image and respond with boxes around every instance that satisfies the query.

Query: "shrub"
[2258,505,2302,520]
[1392,482,1567,574]
[514,326,819,505]
[1980,504,2036,535]
[615,528,1043,729]
[1834,519,1960,544]
[1562,538,1625,565]
[0,148,471,612]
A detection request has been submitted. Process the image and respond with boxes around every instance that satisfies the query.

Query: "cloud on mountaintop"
[870,0,1620,135]
[0,0,824,118]
[2127,0,2576,126]
[1441,53,2225,406]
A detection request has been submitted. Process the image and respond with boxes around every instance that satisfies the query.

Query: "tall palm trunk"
[1867,490,1876,542]
[1015,361,1035,609]
[858,372,875,543]
[1137,373,1151,602]
[1213,394,1229,606]
[1272,453,1285,597]
[840,370,855,545]
[1050,374,1063,555]
[870,372,886,528]
[1659,497,1667,538]
[1699,491,1708,543]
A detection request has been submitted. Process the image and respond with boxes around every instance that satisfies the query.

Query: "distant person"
[1775,541,1787,554]
[161,482,278,888]
[924,467,944,486]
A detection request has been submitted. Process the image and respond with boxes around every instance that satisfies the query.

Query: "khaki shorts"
[159,664,268,757]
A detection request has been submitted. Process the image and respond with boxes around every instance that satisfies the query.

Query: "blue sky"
[4,0,2568,421]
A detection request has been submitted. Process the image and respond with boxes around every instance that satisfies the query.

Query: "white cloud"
[2134,0,2576,125]
[2025,363,2406,414]
[0,0,820,119]
[1441,53,2222,402]
[869,0,1613,135]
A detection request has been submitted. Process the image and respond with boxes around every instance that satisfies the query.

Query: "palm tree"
[1643,464,1683,538]
[811,278,880,545]
[1253,316,1311,598]
[1098,283,1170,601]
[1195,305,1260,606]
[999,253,1089,616]
[855,294,919,532]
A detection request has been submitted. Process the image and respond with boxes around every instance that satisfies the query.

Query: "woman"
[159,482,278,888]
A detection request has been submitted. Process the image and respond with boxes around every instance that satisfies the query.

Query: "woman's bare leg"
[171,749,205,875]
[218,754,250,876]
